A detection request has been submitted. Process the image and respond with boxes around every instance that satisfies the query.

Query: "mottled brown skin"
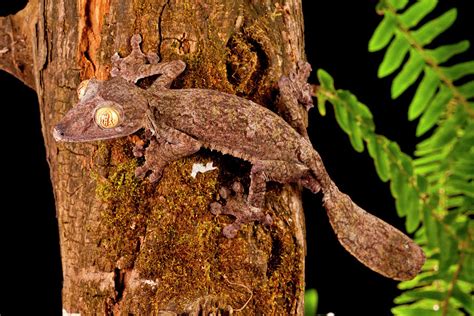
[53,35,425,281]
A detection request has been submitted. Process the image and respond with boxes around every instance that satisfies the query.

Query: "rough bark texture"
[0,0,307,314]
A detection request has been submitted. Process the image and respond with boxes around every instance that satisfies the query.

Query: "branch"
[0,0,39,90]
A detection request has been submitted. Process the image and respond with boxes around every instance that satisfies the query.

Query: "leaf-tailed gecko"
[53,34,425,281]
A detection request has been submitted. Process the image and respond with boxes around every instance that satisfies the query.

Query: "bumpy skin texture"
[53,34,425,281]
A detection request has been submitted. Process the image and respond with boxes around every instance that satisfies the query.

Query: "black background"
[0,1,472,315]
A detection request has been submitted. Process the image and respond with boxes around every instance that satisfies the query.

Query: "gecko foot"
[210,182,272,238]
[132,134,166,183]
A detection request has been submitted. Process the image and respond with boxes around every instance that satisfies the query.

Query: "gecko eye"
[95,105,121,129]
[77,80,90,99]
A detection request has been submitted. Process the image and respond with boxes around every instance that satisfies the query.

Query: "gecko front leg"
[111,34,186,93]
[134,126,202,183]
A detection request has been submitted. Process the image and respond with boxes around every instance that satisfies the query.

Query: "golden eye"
[77,80,90,99]
[95,106,121,129]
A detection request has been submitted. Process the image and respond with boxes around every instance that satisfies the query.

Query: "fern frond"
[314,66,473,315]
[314,2,473,313]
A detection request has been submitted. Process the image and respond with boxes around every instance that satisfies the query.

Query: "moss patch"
[92,138,150,271]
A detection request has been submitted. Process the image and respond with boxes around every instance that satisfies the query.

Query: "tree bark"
[0,0,308,314]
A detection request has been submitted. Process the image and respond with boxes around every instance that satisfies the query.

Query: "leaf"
[437,228,458,275]
[413,151,444,167]
[403,289,445,301]
[447,179,474,198]
[333,99,350,134]
[408,68,440,120]
[304,289,318,316]
[427,40,470,64]
[367,135,390,182]
[338,91,365,152]
[378,32,410,78]
[452,285,474,315]
[423,206,438,249]
[355,101,373,120]
[417,86,452,136]
[388,142,414,175]
[389,0,409,10]
[391,165,407,216]
[459,80,474,98]
[399,0,437,28]
[317,96,327,116]
[413,9,457,46]
[392,306,441,316]
[441,61,474,81]
[317,69,335,91]
[369,14,397,52]
[406,188,421,233]
[349,121,364,152]
[392,50,425,99]
[460,253,474,283]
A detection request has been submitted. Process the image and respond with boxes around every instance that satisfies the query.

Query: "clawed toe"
[210,181,272,238]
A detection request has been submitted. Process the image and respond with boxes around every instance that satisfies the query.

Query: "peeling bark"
[0,0,308,314]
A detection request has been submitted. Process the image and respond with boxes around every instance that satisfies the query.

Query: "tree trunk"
[0,0,308,314]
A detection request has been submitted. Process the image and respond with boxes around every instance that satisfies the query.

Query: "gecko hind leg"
[248,160,313,207]
[211,160,311,238]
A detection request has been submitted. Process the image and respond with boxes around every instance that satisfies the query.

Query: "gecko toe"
[222,223,240,239]
[210,202,223,215]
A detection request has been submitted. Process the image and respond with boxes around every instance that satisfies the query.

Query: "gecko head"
[53,77,149,142]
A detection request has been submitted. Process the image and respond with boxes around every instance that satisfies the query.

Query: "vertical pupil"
[100,113,112,127]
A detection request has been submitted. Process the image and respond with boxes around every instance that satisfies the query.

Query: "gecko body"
[54,35,425,281]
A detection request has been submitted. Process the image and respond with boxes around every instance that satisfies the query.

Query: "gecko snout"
[53,124,66,141]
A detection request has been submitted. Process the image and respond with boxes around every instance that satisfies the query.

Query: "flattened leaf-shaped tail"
[322,182,425,281]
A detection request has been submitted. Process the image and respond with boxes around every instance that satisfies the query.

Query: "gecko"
[53,34,425,281]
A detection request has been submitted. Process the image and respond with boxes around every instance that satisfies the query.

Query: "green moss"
[92,140,149,270]
[95,159,142,202]
[134,155,222,309]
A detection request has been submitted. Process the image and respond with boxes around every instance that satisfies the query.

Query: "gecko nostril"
[53,125,65,141]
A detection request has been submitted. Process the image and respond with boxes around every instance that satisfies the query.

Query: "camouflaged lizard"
[53,34,425,281]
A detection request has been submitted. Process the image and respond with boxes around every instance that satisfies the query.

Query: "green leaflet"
[441,61,474,81]
[452,285,474,315]
[402,289,445,301]
[392,49,425,99]
[408,68,439,120]
[389,0,409,10]
[369,14,396,52]
[416,86,452,136]
[304,289,318,316]
[460,253,474,283]
[367,134,390,182]
[317,69,335,91]
[447,178,474,198]
[459,80,474,98]
[423,206,438,249]
[412,9,457,46]
[437,227,458,275]
[392,306,442,316]
[338,91,365,152]
[426,41,470,64]
[378,32,410,78]
[333,99,350,134]
[399,0,437,28]
[406,188,421,233]
[317,96,327,116]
